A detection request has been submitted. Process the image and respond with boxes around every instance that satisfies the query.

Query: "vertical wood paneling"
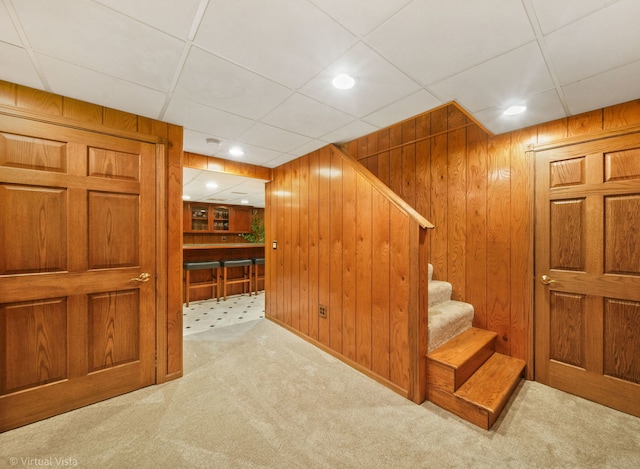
[401,120,416,207]
[16,87,63,116]
[290,159,300,330]
[603,99,640,129]
[299,157,310,335]
[265,181,273,318]
[447,128,466,300]
[486,133,512,355]
[377,128,391,187]
[356,174,372,369]
[0,80,17,106]
[102,108,137,132]
[389,209,410,390]
[568,110,602,137]
[276,165,286,324]
[466,125,488,329]
[367,133,379,175]
[510,129,536,368]
[318,148,331,346]
[389,124,403,197]
[415,114,431,219]
[430,108,449,279]
[329,152,343,352]
[342,164,357,360]
[308,153,320,340]
[63,98,102,125]
[371,192,391,379]
[283,163,292,326]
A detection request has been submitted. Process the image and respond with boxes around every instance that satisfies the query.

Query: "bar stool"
[221,259,252,301]
[251,257,265,295]
[183,261,221,307]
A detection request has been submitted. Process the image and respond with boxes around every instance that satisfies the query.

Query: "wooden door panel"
[0,298,68,394]
[549,198,585,271]
[605,195,640,275]
[0,132,67,172]
[535,131,640,417]
[0,115,155,431]
[0,184,67,274]
[88,192,139,269]
[604,298,640,384]
[88,290,140,372]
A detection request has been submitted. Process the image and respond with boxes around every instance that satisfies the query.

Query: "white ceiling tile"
[0,43,42,89]
[194,0,356,88]
[262,93,354,138]
[0,3,22,46]
[311,0,412,35]
[164,96,254,138]
[545,0,640,86]
[95,0,202,39]
[363,90,441,128]
[288,140,329,157]
[299,42,421,117]
[366,0,535,85]
[474,89,566,135]
[531,0,619,35]
[429,42,555,113]
[321,119,379,144]
[13,0,185,90]
[215,142,285,167]
[38,54,166,118]
[175,47,292,120]
[238,123,311,153]
[563,59,640,115]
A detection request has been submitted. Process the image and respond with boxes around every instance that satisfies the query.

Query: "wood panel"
[604,299,640,384]
[265,144,429,401]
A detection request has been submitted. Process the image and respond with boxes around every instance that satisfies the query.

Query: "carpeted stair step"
[428,280,453,307]
[427,327,497,393]
[427,300,474,353]
[454,353,526,429]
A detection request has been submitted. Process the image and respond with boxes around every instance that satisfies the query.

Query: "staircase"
[427,265,525,430]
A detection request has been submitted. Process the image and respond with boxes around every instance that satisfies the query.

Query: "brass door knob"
[130,272,151,283]
[540,274,556,285]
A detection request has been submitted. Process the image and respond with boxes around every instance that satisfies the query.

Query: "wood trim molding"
[530,123,640,152]
[331,144,435,229]
[0,104,163,144]
[184,151,272,180]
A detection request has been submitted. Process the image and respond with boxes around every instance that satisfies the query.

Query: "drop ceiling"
[2,0,640,172]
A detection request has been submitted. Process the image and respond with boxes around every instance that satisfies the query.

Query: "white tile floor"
[183,292,265,336]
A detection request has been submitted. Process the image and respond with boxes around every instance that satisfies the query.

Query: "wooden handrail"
[331,144,435,229]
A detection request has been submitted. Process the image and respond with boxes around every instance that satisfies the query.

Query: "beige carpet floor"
[1,318,639,469]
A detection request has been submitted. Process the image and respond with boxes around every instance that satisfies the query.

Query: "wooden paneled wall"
[265,144,432,402]
[0,80,184,383]
[344,99,640,374]
[184,151,272,180]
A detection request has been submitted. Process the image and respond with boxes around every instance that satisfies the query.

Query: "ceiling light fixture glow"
[182,195,191,200]
[241,200,249,204]
[206,182,218,189]
[504,105,527,116]
[229,146,244,157]
[332,73,355,90]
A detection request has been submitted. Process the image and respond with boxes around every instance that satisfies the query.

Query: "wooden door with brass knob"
[0,115,156,431]
[534,131,640,417]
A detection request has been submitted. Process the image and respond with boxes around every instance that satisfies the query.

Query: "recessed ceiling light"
[206,182,218,189]
[229,146,244,157]
[182,195,191,200]
[504,105,527,116]
[332,73,355,90]
[241,200,249,204]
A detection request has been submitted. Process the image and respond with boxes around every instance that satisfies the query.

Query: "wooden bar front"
[183,244,265,301]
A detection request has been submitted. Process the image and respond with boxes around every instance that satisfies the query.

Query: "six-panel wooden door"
[534,132,640,417]
[0,115,156,431]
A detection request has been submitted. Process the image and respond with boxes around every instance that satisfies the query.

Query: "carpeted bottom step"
[428,300,474,353]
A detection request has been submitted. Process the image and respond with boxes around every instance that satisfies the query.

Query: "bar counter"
[182,243,265,300]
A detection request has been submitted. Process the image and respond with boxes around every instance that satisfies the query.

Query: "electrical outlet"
[319,304,327,318]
